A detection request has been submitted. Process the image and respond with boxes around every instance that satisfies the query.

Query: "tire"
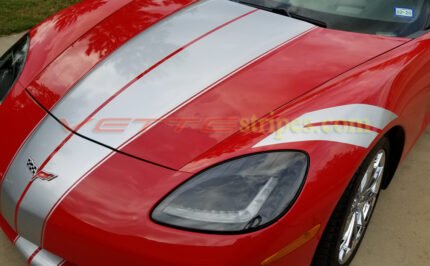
[312,137,391,266]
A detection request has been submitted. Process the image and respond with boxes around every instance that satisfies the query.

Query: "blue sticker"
[395,7,414,18]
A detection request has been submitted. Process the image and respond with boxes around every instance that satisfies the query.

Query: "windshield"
[234,0,430,37]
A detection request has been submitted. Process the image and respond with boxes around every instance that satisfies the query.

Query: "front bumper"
[1,211,320,266]
[0,136,321,266]
[0,127,320,266]
[0,85,342,266]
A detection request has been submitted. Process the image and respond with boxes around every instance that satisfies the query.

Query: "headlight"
[0,35,29,103]
[152,152,309,233]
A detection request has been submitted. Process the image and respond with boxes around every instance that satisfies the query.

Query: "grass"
[0,0,80,36]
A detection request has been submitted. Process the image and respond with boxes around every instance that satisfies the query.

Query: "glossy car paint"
[0,0,429,265]
[3,0,265,246]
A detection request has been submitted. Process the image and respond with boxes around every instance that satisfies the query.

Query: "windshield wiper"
[235,1,327,28]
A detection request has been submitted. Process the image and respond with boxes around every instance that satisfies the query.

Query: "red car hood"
[26,0,408,170]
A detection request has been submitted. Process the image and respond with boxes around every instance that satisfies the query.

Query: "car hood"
[26,0,408,170]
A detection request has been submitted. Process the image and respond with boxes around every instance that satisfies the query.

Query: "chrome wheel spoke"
[361,187,377,203]
[339,213,356,263]
[355,208,364,230]
[360,201,371,222]
[359,168,372,194]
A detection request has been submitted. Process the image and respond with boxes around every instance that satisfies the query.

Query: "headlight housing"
[152,152,309,233]
[0,35,29,103]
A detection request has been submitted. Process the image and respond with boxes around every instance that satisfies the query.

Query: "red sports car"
[1,0,429,265]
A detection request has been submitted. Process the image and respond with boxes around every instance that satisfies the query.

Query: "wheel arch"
[381,125,406,189]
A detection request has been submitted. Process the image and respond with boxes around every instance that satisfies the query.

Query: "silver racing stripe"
[1,115,70,228]
[51,0,255,129]
[15,236,63,265]
[17,133,112,244]
[1,0,314,247]
[31,249,64,266]
[15,237,39,261]
[254,104,398,148]
[0,0,256,244]
[2,0,253,227]
[78,8,313,148]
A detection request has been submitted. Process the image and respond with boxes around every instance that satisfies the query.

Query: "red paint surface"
[120,28,407,170]
[26,0,197,109]
[1,1,430,265]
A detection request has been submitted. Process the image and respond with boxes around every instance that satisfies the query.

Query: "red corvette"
[1,0,429,265]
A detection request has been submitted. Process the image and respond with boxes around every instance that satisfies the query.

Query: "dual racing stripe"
[15,236,63,266]
[1,0,314,246]
[254,104,398,148]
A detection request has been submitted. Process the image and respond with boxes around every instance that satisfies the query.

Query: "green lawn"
[0,0,80,36]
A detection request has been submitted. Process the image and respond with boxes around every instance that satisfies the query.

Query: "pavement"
[1,34,430,266]
[0,33,26,55]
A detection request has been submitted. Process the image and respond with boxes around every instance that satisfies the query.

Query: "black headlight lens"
[152,152,308,233]
[0,35,29,103]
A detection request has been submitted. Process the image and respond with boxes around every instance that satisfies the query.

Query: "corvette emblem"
[26,158,58,181]
[26,158,38,176]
